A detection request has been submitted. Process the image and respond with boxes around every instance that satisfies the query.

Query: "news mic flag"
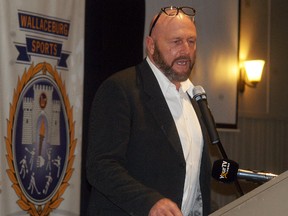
[0,1,84,215]
[212,159,239,184]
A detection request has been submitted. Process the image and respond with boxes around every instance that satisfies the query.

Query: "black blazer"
[86,59,211,216]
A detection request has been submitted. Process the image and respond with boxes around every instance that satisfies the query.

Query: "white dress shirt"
[146,57,203,215]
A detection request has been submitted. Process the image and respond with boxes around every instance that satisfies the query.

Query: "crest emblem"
[5,62,76,215]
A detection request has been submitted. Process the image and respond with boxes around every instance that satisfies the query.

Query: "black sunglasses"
[149,6,196,36]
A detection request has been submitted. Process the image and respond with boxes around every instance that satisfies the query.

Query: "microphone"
[192,86,244,195]
[212,159,278,183]
[192,86,220,145]
[237,169,278,182]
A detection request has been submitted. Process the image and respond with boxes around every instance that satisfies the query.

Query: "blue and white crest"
[6,62,76,215]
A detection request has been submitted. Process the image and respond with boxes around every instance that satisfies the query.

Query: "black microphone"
[192,86,220,145]
[192,86,244,195]
[212,159,278,183]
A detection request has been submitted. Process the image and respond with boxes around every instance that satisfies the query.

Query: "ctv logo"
[220,160,230,179]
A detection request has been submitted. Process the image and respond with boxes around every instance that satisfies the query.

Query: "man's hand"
[148,198,183,216]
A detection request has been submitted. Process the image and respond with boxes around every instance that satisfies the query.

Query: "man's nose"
[179,42,191,55]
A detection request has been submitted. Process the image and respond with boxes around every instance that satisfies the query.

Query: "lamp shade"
[243,60,265,83]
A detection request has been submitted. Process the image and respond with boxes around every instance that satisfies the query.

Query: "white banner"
[0,1,84,215]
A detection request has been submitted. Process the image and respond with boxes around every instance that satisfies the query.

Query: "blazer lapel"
[136,60,185,161]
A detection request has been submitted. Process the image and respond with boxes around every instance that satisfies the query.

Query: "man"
[86,6,211,216]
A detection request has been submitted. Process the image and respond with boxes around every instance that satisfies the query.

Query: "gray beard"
[152,44,194,82]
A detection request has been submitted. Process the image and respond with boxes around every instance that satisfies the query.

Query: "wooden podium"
[210,170,288,216]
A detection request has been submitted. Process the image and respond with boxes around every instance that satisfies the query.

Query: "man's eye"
[173,40,182,44]
[188,39,195,44]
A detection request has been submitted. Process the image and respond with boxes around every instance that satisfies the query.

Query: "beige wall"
[212,0,288,212]
[238,0,269,114]
[239,0,288,117]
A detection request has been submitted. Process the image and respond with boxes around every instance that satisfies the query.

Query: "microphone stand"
[190,88,244,196]
[216,139,244,196]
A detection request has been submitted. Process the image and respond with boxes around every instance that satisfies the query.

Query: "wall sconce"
[239,60,265,93]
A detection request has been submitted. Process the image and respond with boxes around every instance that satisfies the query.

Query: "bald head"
[146,11,197,89]
[150,12,196,39]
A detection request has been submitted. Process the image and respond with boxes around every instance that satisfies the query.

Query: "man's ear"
[145,36,155,55]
